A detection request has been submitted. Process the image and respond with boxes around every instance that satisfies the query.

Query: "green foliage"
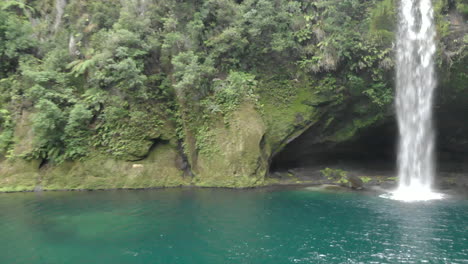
[320,167,348,184]
[321,167,347,179]
[92,96,167,160]
[0,1,34,12]
[195,125,217,156]
[67,58,97,77]
[173,51,215,101]
[0,8,36,78]
[0,0,463,173]
[359,176,372,184]
[63,103,93,160]
[296,0,380,73]
[363,82,393,107]
[315,75,345,105]
[455,0,468,16]
[31,99,66,161]
[206,71,258,115]
[369,0,396,44]
[434,0,452,38]
[0,108,13,155]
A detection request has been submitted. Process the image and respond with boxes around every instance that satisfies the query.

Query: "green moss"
[326,114,383,143]
[40,143,187,190]
[335,178,349,185]
[258,78,320,153]
[195,125,219,156]
[194,102,267,188]
[11,111,36,157]
[263,178,281,186]
[320,168,348,184]
[0,159,40,192]
[444,177,456,184]
[1,0,465,192]
[359,176,372,184]
[92,100,175,161]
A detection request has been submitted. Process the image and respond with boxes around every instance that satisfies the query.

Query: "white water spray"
[385,0,443,202]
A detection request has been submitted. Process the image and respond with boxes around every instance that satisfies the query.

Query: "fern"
[67,58,96,77]
[0,1,34,13]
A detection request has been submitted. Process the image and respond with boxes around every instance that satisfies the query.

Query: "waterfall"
[390,0,443,201]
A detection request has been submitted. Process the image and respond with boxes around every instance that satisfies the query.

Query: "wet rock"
[306,185,350,192]
[347,175,363,189]
[323,185,348,191]
[379,180,397,190]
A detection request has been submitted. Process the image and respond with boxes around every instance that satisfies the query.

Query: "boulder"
[347,175,364,190]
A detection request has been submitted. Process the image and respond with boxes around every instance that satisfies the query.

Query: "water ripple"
[0,189,466,264]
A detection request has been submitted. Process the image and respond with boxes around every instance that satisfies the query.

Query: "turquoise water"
[0,188,467,264]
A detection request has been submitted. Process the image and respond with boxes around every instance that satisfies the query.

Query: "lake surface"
[0,187,467,264]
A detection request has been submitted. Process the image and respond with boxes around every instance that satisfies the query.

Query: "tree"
[0,8,35,78]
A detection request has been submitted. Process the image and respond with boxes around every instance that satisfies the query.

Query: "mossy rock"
[0,159,40,192]
[194,102,267,187]
[120,139,156,161]
[259,79,320,154]
[11,110,35,156]
[40,143,188,190]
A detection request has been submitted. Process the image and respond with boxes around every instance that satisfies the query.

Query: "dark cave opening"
[269,115,468,176]
[270,120,398,175]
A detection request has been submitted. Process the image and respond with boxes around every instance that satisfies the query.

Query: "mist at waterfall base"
[384,0,444,202]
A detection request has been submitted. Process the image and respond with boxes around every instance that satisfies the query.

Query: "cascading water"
[386,0,443,201]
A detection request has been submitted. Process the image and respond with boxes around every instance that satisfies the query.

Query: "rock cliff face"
[0,0,466,191]
[193,103,268,187]
[271,7,468,177]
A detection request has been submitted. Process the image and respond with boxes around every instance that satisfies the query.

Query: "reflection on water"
[0,188,467,264]
[373,195,459,263]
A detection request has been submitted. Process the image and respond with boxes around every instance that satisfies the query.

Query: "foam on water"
[380,181,444,202]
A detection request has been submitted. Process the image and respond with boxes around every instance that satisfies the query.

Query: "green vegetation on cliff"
[0,0,465,191]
